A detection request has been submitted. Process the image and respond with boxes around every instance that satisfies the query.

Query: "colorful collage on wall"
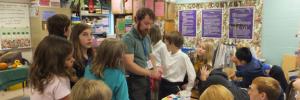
[0,29,31,50]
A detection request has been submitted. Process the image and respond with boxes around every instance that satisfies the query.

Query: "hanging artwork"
[179,10,197,36]
[202,9,222,38]
[229,7,254,39]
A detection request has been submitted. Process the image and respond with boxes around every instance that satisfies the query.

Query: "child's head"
[248,77,281,100]
[149,25,162,45]
[47,14,71,38]
[200,85,234,100]
[91,38,126,78]
[70,23,93,69]
[196,41,214,64]
[30,35,74,93]
[233,47,252,65]
[70,78,112,100]
[164,31,184,52]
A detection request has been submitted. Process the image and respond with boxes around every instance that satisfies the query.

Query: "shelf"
[80,13,111,17]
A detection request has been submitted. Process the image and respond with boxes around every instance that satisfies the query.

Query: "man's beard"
[137,23,149,37]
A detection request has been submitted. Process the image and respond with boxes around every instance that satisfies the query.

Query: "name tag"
[146,60,153,69]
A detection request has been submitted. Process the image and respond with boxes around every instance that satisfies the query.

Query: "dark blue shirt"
[236,58,266,88]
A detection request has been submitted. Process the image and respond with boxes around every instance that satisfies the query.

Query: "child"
[231,47,265,88]
[29,35,74,100]
[149,25,171,100]
[47,14,71,38]
[199,85,234,100]
[69,23,93,86]
[159,31,196,99]
[84,38,129,100]
[70,78,112,100]
[149,25,171,68]
[194,41,214,72]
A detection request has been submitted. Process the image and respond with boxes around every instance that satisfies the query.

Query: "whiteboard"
[0,2,31,50]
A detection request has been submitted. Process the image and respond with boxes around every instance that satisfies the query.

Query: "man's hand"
[149,67,163,80]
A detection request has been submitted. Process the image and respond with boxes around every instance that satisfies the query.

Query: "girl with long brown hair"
[29,35,75,100]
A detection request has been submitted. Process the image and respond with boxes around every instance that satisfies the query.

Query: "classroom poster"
[202,9,222,38]
[112,0,124,14]
[133,0,144,17]
[179,10,197,36]
[229,7,254,39]
[125,0,133,13]
[154,1,164,17]
[145,0,154,11]
[42,11,55,21]
[0,2,31,50]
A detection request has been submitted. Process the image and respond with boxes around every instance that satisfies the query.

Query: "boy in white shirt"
[158,31,196,99]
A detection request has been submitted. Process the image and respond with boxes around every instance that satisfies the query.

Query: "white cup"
[179,90,191,100]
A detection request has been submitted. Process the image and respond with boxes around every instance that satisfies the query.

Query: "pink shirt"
[30,76,71,100]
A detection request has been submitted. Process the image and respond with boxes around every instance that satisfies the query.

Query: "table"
[0,66,28,90]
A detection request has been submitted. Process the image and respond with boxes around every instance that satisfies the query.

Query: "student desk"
[0,66,28,90]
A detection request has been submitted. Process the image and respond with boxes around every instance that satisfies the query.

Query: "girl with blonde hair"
[199,85,234,100]
[70,78,112,100]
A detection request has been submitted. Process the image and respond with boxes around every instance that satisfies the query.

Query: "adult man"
[122,8,162,100]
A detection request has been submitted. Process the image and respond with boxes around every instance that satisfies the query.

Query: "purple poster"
[179,10,197,36]
[229,7,254,39]
[202,9,222,38]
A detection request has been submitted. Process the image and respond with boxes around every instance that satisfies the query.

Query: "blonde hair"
[199,85,234,100]
[91,38,126,78]
[196,41,214,65]
[70,78,112,100]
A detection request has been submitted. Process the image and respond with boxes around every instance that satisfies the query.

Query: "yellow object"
[8,81,26,91]
[12,60,22,68]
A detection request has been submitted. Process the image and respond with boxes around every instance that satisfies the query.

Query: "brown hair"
[252,77,281,100]
[91,38,126,78]
[164,31,184,48]
[29,35,73,93]
[135,8,156,22]
[70,23,93,70]
[200,85,234,100]
[149,25,162,45]
[47,14,71,38]
[70,78,112,100]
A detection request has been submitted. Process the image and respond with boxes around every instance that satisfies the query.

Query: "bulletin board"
[176,0,263,58]
[0,2,31,50]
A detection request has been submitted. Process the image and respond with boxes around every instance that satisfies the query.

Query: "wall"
[176,0,300,66]
[262,0,300,65]
[176,0,229,4]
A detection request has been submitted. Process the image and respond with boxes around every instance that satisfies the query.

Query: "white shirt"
[152,40,171,67]
[30,76,71,100]
[162,50,196,91]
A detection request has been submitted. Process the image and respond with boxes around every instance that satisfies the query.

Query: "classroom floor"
[1,88,30,100]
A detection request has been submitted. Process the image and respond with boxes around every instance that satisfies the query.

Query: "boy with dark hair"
[159,31,196,99]
[231,47,265,88]
[47,14,71,38]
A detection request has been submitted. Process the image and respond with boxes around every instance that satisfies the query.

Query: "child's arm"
[184,56,196,91]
